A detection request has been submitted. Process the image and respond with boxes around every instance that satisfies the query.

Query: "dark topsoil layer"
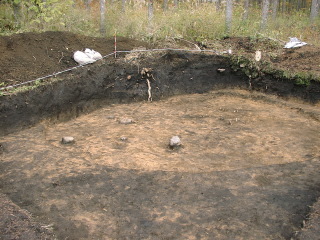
[1,31,320,88]
[1,32,320,133]
[0,31,320,239]
[0,31,150,86]
[0,193,55,239]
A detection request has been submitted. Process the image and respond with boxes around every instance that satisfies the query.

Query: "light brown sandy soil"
[1,89,320,239]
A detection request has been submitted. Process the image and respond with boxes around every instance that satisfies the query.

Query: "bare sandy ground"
[1,89,320,239]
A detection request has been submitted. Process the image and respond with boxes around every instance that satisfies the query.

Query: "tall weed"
[0,1,319,45]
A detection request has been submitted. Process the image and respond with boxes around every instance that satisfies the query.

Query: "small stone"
[255,50,262,62]
[169,136,181,149]
[217,68,226,73]
[119,118,134,124]
[141,68,152,75]
[0,143,4,154]
[61,136,75,144]
[120,136,128,141]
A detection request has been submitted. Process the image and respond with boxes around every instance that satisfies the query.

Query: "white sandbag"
[84,48,103,60]
[73,51,96,65]
[284,37,307,49]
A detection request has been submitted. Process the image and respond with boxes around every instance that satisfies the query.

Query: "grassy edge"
[229,54,320,87]
[1,47,319,97]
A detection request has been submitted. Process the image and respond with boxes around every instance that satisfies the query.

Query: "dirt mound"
[2,32,320,89]
[0,193,54,239]
[214,37,320,78]
[294,197,320,240]
[0,31,149,87]
[273,45,320,74]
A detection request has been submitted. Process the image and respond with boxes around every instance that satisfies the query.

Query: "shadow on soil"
[1,159,319,239]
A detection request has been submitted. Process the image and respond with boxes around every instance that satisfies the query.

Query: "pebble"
[0,143,4,153]
[120,136,128,141]
[61,136,75,144]
[169,136,181,149]
[119,118,134,124]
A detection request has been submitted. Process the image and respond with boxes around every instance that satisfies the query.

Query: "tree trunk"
[225,0,233,34]
[310,0,319,22]
[271,0,279,19]
[243,0,250,20]
[163,0,168,11]
[122,0,126,13]
[12,2,22,26]
[282,0,286,13]
[174,0,179,8]
[260,0,270,30]
[100,0,106,37]
[84,0,92,11]
[148,0,154,23]
[216,0,221,11]
[297,0,302,10]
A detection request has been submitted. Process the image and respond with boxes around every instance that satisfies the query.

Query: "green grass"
[1,2,319,45]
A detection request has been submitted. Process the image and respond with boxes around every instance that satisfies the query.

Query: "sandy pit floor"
[1,89,320,239]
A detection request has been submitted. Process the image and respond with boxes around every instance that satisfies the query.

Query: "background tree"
[148,0,154,23]
[174,0,178,8]
[271,0,279,20]
[216,0,221,11]
[100,0,106,36]
[310,0,319,22]
[225,0,233,34]
[84,0,92,11]
[163,0,168,11]
[121,0,126,13]
[12,0,22,26]
[261,0,270,29]
[243,0,250,20]
[281,0,287,13]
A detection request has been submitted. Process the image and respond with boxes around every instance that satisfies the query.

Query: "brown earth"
[0,31,150,88]
[213,36,320,78]
[0,31,320,239]
[1,89,320,240]
[0,193,54,239]
[1,32,320,88]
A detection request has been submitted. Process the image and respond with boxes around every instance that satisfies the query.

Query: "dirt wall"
[0,52,248,136]
[1,51,320,137]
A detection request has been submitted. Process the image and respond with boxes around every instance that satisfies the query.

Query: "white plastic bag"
[84,48,103,60]
[73,51,96,65]
[73,48,103,65]
[284,37,307,49]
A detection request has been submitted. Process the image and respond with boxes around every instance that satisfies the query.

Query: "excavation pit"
[1,32,320,239]
[1,88,320,239]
